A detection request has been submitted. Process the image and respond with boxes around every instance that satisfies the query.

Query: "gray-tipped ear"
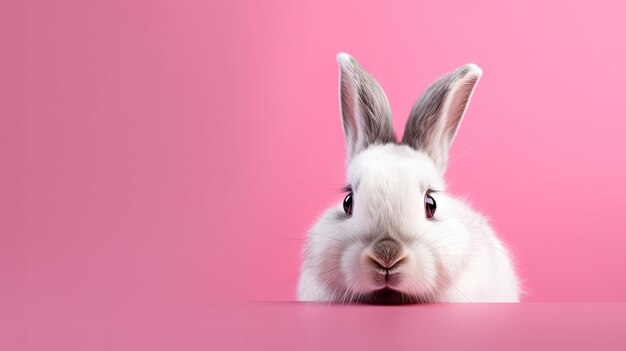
[401,64,482,173]
[337,53,396,160]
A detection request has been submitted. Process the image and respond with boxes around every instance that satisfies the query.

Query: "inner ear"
[401,64,482,172]
[442,74,481,144]
[337,53,396,160]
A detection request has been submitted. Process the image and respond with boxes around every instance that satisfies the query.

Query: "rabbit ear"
[337,53,396,160]
[401,64,482,173]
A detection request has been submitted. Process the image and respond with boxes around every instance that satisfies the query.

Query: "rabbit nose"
[368,239,406,270]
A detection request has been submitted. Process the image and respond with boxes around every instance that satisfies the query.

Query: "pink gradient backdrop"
[2,0,626,310]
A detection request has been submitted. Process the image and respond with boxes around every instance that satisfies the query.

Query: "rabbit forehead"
[347,144,443,193]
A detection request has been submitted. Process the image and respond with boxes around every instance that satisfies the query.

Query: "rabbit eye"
[425,192,436,219]
[343,192,353,215]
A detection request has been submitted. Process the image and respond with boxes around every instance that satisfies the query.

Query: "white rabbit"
[297,53,520,303]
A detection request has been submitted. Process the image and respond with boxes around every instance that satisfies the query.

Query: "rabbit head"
[298,53,498,304]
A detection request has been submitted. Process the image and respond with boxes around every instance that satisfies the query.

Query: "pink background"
[3,0,626,314]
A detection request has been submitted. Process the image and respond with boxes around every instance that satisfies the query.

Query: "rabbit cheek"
[340,243,374,292]
[403,245,438,293]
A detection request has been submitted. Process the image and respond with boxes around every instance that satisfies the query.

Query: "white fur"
[297,54,520,303]
[297,145,519,302]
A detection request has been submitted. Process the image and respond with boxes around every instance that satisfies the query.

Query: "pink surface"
[3,302,626,350]
[2,0,626,328]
